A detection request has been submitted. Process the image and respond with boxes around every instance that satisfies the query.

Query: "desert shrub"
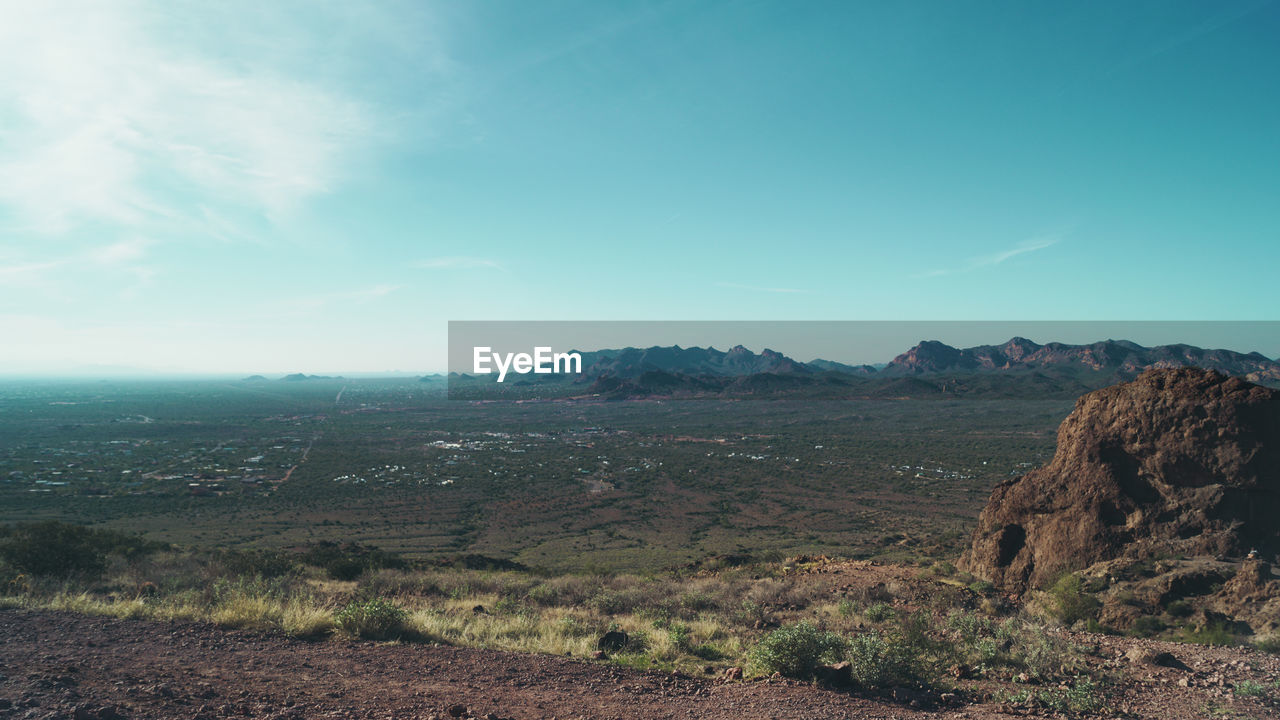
[0,522,107,577]
[678,591,716,612]
[1129,615,1167,638]
[334,596,408,640]
[864,602,896,622]
[492,596,527,616]
[748,621,846,679]
[968,580,995,595]
[556,615,591,638]
[525,583,562,606]
[1047,574,1099,625]
[220,549,297,578]
[587,588,647,615]
[302,541,406,581]
[1179,619,1234,646]
[731,599,767,627]
[1015,625,1072,680]
[360,569,442,598]
[1002,678,1104,714]
[743,577,811,609]
[1234,680,1275,699]
[846,630,930,688]
[1164,599,1193,618]
[948,610,994,643]
[929,561,956,577]
[665,622,692,651]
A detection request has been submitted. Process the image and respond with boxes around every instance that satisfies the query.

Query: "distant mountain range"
[243,373,346,382]
[572,338,1275,380]
[880,337,1279,380]
[443,338,1280,399]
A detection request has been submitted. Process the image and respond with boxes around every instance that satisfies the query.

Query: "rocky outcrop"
[961,368,1280,593]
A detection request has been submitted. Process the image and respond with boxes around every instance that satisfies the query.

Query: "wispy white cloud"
[0,1,372,237]
[0,237,156,292]
[918,236,1060,278]
[717,282,807,294]
[415,257,505,270]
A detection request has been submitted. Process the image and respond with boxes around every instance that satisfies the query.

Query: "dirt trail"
[0,610,989,720]
[2,609,1278,720]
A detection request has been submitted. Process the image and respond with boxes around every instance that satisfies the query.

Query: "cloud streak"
[918,236,1060,278]
[0,1,372,236]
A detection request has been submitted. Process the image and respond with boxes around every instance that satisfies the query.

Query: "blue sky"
[2,0,1278,374]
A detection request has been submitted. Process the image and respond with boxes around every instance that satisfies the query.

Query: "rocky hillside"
[883,338,1280,383]
[962,368,1280,592]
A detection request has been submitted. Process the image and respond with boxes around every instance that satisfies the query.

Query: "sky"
[2,0,1278,375]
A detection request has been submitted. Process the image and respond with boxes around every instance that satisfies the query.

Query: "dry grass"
[0,554,1082,679]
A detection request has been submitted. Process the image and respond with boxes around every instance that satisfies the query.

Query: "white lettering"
[554,351,581,374]
[473,346,583,382]
[493,350,514,383]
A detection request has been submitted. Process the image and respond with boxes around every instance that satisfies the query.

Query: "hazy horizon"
[4,321,1277,378]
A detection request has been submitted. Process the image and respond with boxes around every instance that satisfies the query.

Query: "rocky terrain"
[4,601,1280,720]
[962,368,1280,634]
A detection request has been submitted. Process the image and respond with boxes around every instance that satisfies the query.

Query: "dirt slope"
[3,609,1280,720]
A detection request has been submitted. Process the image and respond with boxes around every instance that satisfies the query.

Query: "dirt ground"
[1,608,1277,720]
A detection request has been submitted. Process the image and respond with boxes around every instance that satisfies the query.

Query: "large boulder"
[960,368,1280,593]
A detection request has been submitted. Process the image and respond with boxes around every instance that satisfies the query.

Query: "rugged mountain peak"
[960,368,1280,593]
[888,340,966,373]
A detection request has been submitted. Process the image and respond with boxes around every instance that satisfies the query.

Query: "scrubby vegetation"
[12,522,1280,718]
[0,521,167,578]
[335,596,411,640]
[1046,573,1101,626]
[748,621,846,678]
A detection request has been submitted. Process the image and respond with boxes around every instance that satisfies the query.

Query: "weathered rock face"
[961,368,1280,593]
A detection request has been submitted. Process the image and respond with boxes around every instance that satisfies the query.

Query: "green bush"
[748,621,847,679]
[0,522,107,577]
[334,597,408,640]
[1047,574,1099,625]
[968,580,995,595]
[1129,615,1167,638]
[302,541,406,581]
[678,591,716,612]
[864,602,896,622]
[1179,619,1234,646]
[1234,680,1274,698]
[845,631,918,687]
[1002,678,1104,714]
